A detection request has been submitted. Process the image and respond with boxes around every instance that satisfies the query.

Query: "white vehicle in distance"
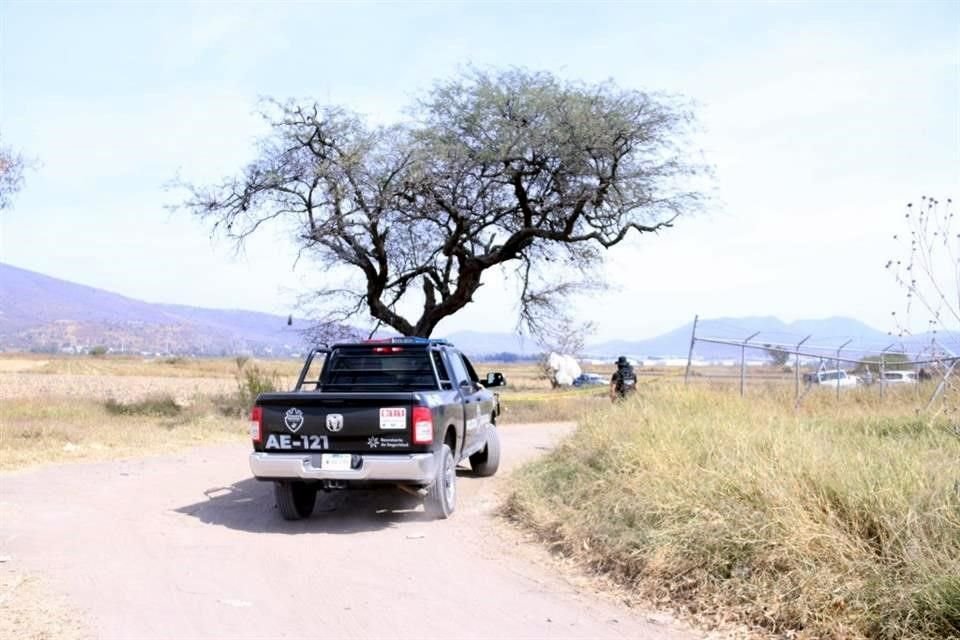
[814,370,859,387]
[880,370,917,385]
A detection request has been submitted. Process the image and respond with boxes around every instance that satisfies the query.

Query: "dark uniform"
[610,356,637,402]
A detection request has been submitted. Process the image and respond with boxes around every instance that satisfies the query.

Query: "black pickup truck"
[248,337,506,520]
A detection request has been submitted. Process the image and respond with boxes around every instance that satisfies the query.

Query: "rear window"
[432,351,453,390]
[883,371,915,380]
[819,371,845,381]
[321,349,439,391]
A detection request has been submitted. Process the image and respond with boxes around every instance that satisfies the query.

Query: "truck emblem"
[326,414,344,432]
[284,408,304,433]
[367,436,380,449]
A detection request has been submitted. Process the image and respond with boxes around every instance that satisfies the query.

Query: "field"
[0,355,285,470]
[1,354,957,639]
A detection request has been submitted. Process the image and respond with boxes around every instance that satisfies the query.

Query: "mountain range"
[0,263,304,356]
[0,262,942,360]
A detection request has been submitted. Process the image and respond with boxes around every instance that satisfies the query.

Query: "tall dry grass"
[504,385,960,639]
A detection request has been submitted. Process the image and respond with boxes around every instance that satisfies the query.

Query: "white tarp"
[547,352,582,386]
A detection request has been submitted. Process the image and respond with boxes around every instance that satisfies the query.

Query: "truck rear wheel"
[424,444,456,519]
[274,481,317,520]
[470,428,500,477]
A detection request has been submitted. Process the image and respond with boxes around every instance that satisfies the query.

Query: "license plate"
[320,453,352,471]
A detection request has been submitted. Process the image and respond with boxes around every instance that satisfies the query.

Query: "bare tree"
[180,69,705,337]
[535,317,595,388]
[535,317,595,357]
[0,134,28,211]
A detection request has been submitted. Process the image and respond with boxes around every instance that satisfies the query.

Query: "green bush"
[89,346,108,357]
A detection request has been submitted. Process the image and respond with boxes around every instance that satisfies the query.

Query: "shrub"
[104,394,182,417]
[212,361,282,416]
[89,346,108,357]
[237,364,279,408]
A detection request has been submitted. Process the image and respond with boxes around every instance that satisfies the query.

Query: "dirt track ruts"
[0,422,700,640]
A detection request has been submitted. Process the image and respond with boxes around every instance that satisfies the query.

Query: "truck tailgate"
[255,392,419,453]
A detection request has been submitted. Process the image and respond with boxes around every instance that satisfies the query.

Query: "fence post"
[879,343,895,401]
[880,353,886,400]
[923,358,958,413]
[684,314,699,386]
[740,332,760,397]
[795,335,812,404]
[922,341,958,411]
[836,339,852,400]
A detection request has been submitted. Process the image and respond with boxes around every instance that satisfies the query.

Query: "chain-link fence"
[675,315,960,410]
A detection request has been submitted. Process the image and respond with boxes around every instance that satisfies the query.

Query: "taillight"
[412,406,433,444]
[249,406,263,444]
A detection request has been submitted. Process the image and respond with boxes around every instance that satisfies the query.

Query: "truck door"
[446,350,484,456]
[461,353,496,430]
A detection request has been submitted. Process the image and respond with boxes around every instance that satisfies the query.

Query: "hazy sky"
[1,1,958,341]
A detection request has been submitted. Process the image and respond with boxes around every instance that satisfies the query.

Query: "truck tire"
[274,481,317,520]
[469,428,501,477]
[424,444,456,519]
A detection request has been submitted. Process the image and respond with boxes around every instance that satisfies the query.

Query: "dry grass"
[499,396,607,424]
[0,354,302,379]
[0,371,237,404]
[103,394,184,417]
[0,356,569,470]
[504,384,960,639]
[0,354,298,407]
[490,362,672,424]
[0,354,264,470]
[0,396,247,471]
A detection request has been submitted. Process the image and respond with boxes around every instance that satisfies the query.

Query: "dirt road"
[0,423,699,640]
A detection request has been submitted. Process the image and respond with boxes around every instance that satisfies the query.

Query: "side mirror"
[485,372,506,388]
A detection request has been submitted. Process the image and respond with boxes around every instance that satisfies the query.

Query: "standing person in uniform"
[610,356,638,402]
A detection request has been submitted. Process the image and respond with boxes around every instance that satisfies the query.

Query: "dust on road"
[0,423,700,640]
